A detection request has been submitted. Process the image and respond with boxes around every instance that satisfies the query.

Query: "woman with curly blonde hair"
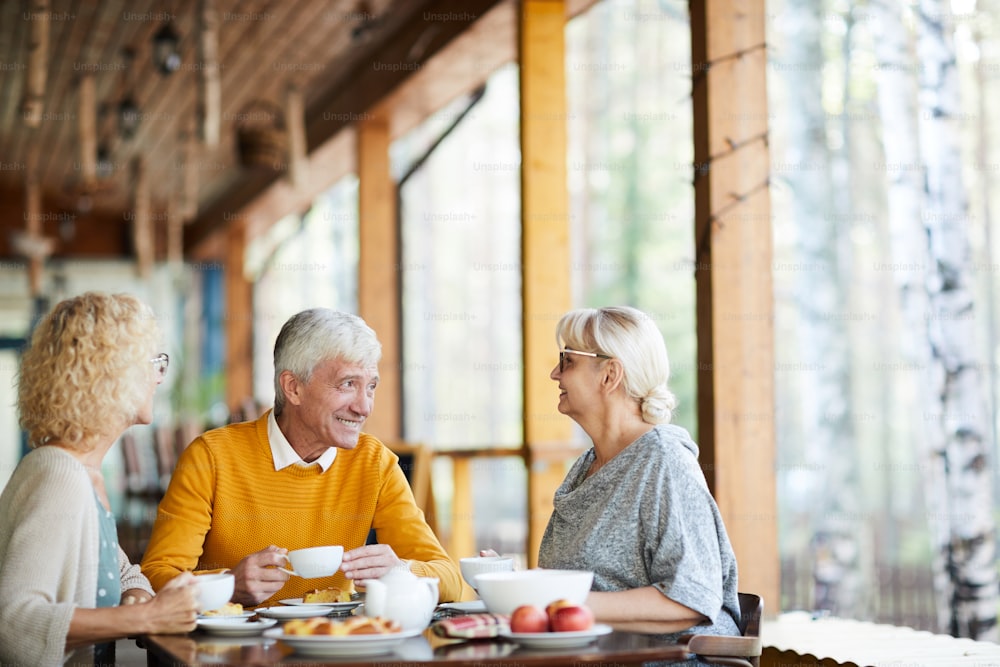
[0,292,199,666]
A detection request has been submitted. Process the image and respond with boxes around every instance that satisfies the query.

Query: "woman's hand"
[479,549,500,557]
[121,588,152,605]
[141,572,199,634]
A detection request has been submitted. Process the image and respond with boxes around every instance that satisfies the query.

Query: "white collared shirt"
[267,409,337,472]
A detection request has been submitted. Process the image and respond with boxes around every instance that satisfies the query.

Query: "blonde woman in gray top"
[0,293,198,666]
[537,306,741,639]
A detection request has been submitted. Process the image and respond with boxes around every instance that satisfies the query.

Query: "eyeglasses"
[151,353,169,378]
[558,348,611,373]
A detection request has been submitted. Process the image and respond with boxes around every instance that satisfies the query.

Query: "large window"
[250,178,360,407]
[566,0,696,433]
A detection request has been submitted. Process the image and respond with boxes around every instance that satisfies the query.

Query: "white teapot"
[361,568,439,631]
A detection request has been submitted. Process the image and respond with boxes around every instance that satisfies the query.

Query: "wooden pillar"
[23,152,45,296]
[132,157,153,279]
[180,117,199,222]
[691,0,779,612]
[520,0,572,568]
[285,82,308,189]
[199,0,221,146]
[78,74,97,190]
[357,115,401,441]
[225,221,253,412]
[450,458,475,560]
[21,0,49,127]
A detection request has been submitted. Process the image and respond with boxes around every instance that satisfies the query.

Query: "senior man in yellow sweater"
[141,309,462,606]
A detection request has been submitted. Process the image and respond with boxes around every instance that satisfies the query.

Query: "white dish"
[198,610,254,619]
[263,627,423,657]
[499,623,612,649]
[437,600,487,613]
[279,598,362,613]
[196,617,278,636]
[475,569,594,615]
[255,605,334,619]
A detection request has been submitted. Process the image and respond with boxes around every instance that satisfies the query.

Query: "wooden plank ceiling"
[0,0,505,261]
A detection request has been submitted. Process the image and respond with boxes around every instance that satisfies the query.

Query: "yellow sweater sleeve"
[141,435,218,591]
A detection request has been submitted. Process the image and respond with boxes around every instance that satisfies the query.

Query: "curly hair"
[17,292,161,450]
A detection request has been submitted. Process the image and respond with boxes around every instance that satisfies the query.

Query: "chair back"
[738,592,762,634]
[737,592,763,667]
[681,591,764,667]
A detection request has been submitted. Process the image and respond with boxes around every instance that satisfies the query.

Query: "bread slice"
[284,616,402,636]
[303,587,352,603]
[201,602,244,617]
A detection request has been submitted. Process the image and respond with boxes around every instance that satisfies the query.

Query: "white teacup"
[460,556,514,591]
[279,545,344,578]
[195,573,235,612]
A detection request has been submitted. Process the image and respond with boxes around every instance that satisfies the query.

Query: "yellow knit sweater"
[140,412,461,603]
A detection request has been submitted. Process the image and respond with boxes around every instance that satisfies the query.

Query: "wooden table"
[141,627,692,666]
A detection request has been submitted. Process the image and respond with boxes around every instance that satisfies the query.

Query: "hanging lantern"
[152,21,182,75]
[118,96,140,140]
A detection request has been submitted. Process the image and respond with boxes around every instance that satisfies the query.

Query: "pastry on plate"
[302,587,352,604]
[201,602,244,617]
[283,616,401,636]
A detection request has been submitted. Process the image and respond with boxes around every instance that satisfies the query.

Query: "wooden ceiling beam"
[186,0,505,256]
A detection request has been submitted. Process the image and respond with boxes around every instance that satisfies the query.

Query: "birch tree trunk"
[782,0,864,617]
[869,0,947,630]
[915,0,998,640]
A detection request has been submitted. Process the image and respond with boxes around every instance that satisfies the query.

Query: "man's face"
[288,357,379,450]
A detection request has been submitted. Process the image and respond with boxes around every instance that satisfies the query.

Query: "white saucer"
[437,600,487,614]
[196,617,278,636]
[255,605,334,619]
[279,598,363,613]
[263,627,423,657]
[499,623,612,649]
[198,610,254,619]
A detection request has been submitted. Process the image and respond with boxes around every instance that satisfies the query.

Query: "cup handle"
[277,554,297,576]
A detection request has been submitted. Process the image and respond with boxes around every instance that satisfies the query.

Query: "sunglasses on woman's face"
[558,348,611,373]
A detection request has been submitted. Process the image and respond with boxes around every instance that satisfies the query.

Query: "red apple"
[510,604,550,633]
[549,603,595,632]
[545,598,574,621]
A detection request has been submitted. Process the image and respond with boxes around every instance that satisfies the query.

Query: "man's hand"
[229,545,290,606]
[340,544,406,581]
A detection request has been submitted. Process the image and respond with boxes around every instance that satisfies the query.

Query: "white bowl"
[474,569,593,615]
[195,573,235,612]
[459,556,514,591]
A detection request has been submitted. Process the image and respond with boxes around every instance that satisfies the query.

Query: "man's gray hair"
[273,309,381,415]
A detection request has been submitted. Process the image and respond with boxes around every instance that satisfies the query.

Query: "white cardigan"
[0,446,153,666]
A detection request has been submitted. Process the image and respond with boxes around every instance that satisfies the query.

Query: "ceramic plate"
[255,605,334,619]
[279,598,363,613]
[196,617,278,636]
[499,623,612,649]
[437,600,487,614]
[198,610,254,619]
[263,627,422,657]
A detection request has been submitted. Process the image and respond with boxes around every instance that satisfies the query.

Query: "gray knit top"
[538,424,741,638]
